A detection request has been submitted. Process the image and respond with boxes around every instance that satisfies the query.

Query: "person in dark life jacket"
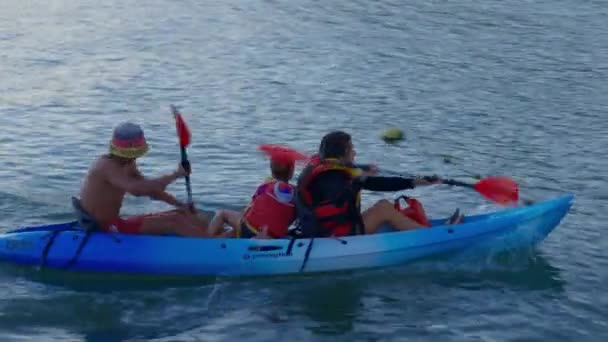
[207,155,299,239]
[296,131,464,237]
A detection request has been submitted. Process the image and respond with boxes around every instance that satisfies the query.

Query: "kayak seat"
[71,197,104,232]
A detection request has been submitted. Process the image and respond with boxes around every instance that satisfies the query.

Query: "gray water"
[0,0,606,341]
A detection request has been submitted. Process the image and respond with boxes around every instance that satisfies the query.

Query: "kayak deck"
[0,195,574,277]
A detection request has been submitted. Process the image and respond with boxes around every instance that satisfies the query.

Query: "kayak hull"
[0,195,574,277]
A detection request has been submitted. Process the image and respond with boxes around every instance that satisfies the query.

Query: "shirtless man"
[76,122,209,237]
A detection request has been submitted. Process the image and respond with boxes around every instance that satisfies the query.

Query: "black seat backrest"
[71,197,103,232]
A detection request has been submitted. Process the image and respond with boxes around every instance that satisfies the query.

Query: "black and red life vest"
[296,156,363,237]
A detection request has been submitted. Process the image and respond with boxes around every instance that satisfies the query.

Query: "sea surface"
[0,0,606,341]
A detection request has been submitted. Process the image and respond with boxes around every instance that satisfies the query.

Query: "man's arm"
[105,163,180,197]
[130,162,183,189]
[151,191,187,208]
[128,163,190,208]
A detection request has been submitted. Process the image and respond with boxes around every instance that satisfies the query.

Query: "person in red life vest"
[207,146,306,239]
[296,131,464,237]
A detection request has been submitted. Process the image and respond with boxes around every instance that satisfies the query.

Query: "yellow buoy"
[381,128,404,143]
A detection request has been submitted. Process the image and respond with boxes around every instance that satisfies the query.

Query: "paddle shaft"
[442,179,475,188]
[356,164,472,186]
[180,147,193,207]
[171,105,194,210]
[356,164,530,204]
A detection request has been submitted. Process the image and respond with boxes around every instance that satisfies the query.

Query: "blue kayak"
[0,195,574,277]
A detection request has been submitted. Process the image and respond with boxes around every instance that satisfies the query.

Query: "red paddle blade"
[171,106,191,147]
[258,144,309,164]
[474,176,519,205]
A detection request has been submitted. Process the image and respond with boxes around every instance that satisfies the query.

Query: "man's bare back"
[79,155,140,228]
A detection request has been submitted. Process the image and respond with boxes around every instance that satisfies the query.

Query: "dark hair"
[319,131,352,159]
[270,160,294,181]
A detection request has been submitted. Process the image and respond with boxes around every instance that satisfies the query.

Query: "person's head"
[108,122,149,163]
[318,131,355,163]
[270,159,295,182]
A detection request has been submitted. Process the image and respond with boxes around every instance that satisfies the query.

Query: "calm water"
[1,0,607,340]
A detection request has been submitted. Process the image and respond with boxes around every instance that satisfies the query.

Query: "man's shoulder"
[90,155,127,177]
[92,155,113,169]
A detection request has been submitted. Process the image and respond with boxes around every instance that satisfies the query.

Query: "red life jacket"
[297,157,363,237]
[394,196,431,227]
[243,180,296,238]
